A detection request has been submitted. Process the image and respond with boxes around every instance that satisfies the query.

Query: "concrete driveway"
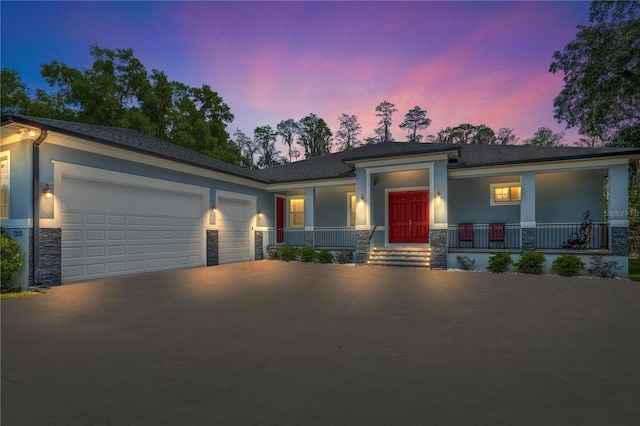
[2,261,639,426]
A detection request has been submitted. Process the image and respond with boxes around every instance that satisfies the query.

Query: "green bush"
[588,256,621,278]
[456,255,475,270]
[515,252,547,275]
[1,228,23,292]
[336,249,354,264]
[487,251,513,273]
[299,247,317,263]
[317,249,334,264]
[279,246,298,262]
[551,254,585,277]
[266,247,279,260]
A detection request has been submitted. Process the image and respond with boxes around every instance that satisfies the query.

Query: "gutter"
[32,129,48,285]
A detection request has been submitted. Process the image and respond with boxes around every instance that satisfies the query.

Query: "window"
[347,193,356,227]
[289,198,304,227]
[0,151,9,219]
[490,182,521,206]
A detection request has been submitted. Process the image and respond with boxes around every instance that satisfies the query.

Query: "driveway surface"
[2,261,639,426]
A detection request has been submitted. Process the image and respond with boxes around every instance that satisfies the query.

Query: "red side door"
[276,197,285,243]
[389,190,429,244]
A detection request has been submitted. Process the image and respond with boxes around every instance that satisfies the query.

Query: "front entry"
[389,190,429,244]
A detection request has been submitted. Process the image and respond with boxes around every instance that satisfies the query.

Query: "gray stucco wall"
[448,175,521,224]
[2,140,32,220]
[314,185,356,227]
[536,170,606,223]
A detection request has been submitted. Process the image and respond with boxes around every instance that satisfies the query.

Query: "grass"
[1,291,41,300]
[629,258,640,282]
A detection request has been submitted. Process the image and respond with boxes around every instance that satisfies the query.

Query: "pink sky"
[1,1,591,151]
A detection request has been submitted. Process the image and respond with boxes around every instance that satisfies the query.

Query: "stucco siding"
[314,185,355,227]
[536,170,605,223]
[3,141,32,220]
[448,175,521,224]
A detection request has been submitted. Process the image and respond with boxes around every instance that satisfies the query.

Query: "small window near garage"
[0,151,9,219]
[490,182,521,206]
[289,198,304,227]
[347,192,356,227]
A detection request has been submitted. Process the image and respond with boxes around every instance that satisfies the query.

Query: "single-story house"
[2,114,639,289]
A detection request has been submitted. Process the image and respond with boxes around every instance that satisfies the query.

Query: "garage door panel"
[218,197,252,264]
[61,176,203,283]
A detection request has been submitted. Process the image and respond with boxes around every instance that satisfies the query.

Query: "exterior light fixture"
[359,194,365,204]
[257,209,263,216]
[436,190,442,200]
[29,129,36,137]
[43,184,53,199]
[211,204,217,212]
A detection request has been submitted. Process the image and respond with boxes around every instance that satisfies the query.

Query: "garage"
[61,175,204,283]
[217,195,254,264]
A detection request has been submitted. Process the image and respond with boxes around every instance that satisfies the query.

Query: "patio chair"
[458,223,475,248]
[488,222,506,248]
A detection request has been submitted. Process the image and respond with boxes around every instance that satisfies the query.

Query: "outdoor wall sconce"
[359,194,365,205]
[436,190,442,201]
[43,184,53,199]
[211,204,217,212]
[257,209,263,216]
[18,127,36,138]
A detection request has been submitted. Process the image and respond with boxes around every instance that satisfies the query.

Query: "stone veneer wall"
[355,230,370,264]
[39,228,61,286]
[521,228,536,252]
[207,230,219,266]
[304,231,314,248]
[610,227,629,256]
[429,229,447,269]
[255,231,263,260]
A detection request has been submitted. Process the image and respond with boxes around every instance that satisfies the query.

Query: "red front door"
[389,191,429,243]
[276,197,285,243]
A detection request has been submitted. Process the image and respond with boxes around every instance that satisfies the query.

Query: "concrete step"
[367,247,432,267]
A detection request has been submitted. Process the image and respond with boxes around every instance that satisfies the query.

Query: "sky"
[1,1,591,151]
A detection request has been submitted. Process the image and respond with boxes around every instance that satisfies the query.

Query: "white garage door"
[218,196,252,264]
[61,177,203,283]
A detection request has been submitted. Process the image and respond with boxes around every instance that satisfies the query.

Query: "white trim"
[520,222,537,228]
[490,182,521,206]
[609,220,629,227]
[0,218,32,227]
[286,195,305,228]
[348,152,452,168]
[431,223,448,230]
[448,157,630,179]
[267,177,354,192]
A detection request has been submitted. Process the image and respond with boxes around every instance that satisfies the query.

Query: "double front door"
[389,190,429,244]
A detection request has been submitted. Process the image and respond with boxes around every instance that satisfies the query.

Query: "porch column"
[304,187,315,247]
[520,171,536,252]
[608,164,629,256]
[430,160,448,269]
[354,168,370,263]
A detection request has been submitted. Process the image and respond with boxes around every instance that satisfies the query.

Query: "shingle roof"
[4,115,639,185]
[1,115,266,182]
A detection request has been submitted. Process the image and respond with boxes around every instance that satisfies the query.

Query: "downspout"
[32,129,48,285]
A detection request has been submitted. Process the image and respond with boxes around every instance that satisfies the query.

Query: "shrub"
[515,252,547,274]
[317,249,334,264]
[279,246,298,262]
[336,249,354,264]
[1,228,23,292]
[456,255,475,270]
[551,254,585,277]
[487,251,512,273]
[588,256,621,278]
[299,247,316,263]
[266,247,279,260]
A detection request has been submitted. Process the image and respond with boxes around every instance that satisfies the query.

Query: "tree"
[254,125,282,168]
[399,106,432,143]
[523,127,566,146]
[1,46,240,164]
[335,113,362,150]
[607,124,640,148]
[435,123,496,144]
[296,113,333,158]
[496,127,519,145]
[373,100,397,143]
[549,1,640,142]
[276,119,299,162]
[234,129,258,169]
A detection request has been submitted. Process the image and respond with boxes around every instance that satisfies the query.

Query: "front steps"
[366,247,431,268]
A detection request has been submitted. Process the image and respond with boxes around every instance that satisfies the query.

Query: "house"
[2,114,638,289]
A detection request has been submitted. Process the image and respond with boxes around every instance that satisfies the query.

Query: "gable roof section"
[1,114,267,183]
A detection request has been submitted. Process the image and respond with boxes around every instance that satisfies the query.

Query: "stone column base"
[207,230,219,266]
[429,228,447,269]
